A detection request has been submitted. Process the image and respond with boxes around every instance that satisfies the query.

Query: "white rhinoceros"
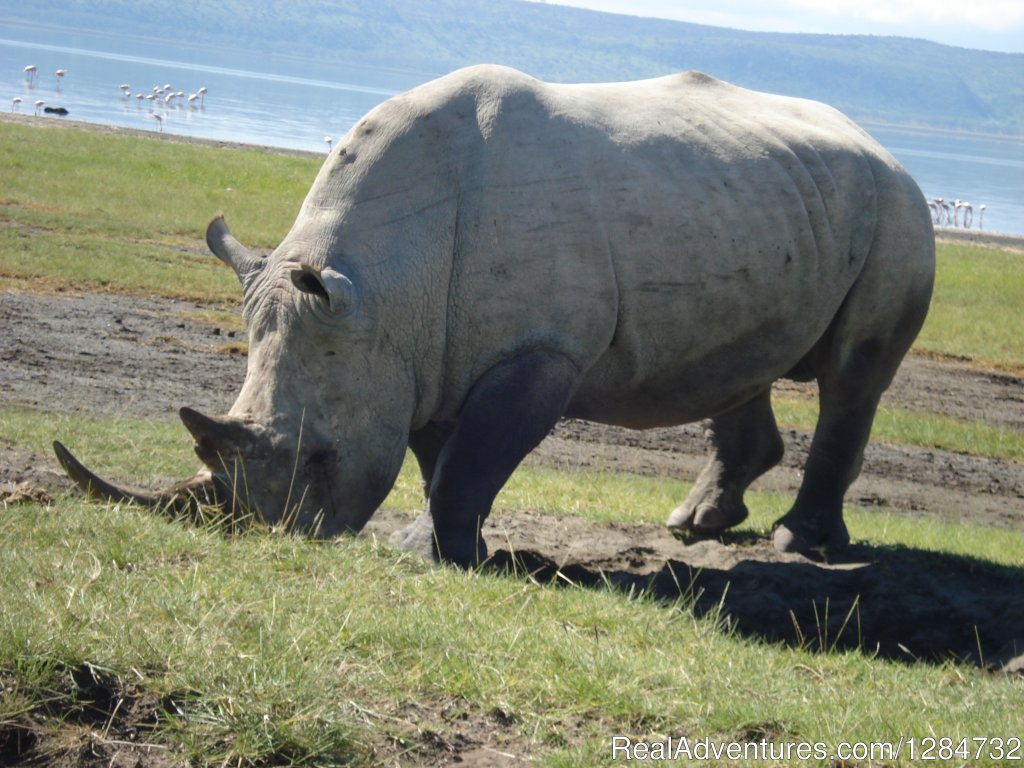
[55,65,934,564]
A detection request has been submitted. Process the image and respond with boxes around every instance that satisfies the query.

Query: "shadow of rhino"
[486,541,1024,672]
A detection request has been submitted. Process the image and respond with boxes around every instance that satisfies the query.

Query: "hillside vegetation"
[4,0,1023,135]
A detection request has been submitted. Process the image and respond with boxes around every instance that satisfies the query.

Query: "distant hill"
[5,0,1023,135]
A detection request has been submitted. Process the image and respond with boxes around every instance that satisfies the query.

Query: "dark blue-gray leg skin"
[666,389,784,537]
[772,333,913,557]
[394,350,579,567]
[772,389,879,557]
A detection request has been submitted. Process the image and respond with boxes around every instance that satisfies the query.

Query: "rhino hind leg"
[393,350,579,567]
[774,290,931,557]
[666,390,784,538]
[771,387,880,557]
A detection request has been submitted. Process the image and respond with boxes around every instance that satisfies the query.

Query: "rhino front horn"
[52,441,222,512]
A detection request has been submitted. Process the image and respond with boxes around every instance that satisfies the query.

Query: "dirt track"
[1,284,1022,678]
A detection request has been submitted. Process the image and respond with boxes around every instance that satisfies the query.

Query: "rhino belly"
[565,256,852,428]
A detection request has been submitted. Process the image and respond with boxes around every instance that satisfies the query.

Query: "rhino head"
[54,215,416,536]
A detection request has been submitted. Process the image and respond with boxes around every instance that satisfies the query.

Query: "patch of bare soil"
[0,662,184,768]
[2,267,1023,765]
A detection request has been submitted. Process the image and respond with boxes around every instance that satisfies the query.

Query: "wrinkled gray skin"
[56,65,934,565]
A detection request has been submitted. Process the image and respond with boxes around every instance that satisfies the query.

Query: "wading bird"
[11,96,22,112]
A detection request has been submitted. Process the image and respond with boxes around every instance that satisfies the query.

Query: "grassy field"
[2,120,1023,766]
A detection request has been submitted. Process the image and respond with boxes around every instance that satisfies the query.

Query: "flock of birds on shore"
[929,197,987,229]
[12,62,339,152]
[10,64,67,116]
[11,63,209,134]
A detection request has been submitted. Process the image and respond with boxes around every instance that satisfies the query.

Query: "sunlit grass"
[0,120,318,299]
[918,242,1024,372]
[11,405,1019,571]
[772,396,1024,464]
[1,409,1021,766]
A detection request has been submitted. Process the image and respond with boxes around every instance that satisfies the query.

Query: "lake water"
[3,23,1023,235]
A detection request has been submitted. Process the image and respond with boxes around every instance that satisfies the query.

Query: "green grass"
[772,397,1024,464]
[1,429,1021,766]
[918,243,1024,372]
[0,120,318,300]
[10,406,1020,569]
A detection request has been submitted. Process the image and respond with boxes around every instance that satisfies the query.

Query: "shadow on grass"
[485,540,1024,671]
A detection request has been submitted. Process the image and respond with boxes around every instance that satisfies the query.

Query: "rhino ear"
[206,215,265,289]
[290,265,358,316]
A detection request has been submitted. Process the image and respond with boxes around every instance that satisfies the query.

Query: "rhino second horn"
[179,407,254,447]
[52,441,222,512]
[205,214,264,286]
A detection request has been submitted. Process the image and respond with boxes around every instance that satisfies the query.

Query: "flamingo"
[34,99,44,115]
[11,96,22,112]
[152,113,163,132]
[23,65,36,86]
[953,199,963,228]
[960,202,973,229]
[938,198,952,226]
[324,136,332,152]
[978,205,987,230]
[55,69,66,90]
[197,86,207,105]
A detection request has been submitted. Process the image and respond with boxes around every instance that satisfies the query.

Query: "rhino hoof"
[390,514,437,562]
[667,502,748,539]
[772,521,850,560]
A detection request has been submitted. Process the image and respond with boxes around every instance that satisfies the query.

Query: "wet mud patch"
[0,662,183,768]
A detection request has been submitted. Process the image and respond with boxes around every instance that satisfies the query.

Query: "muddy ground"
[1,261,1023,765]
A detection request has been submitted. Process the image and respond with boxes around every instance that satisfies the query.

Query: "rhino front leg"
[400,350,578,567]
[666,389,784,537]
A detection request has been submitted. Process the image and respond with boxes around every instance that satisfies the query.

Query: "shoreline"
[2,111,1023,249]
